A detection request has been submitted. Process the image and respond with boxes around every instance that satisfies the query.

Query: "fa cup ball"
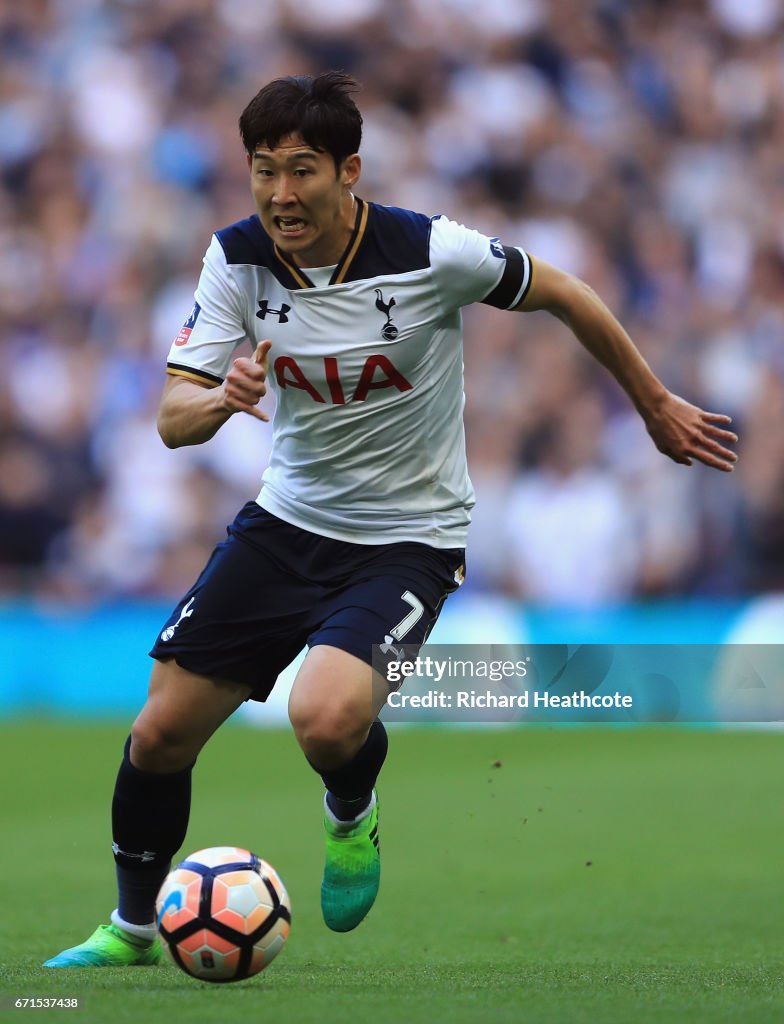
[156,847,291,982]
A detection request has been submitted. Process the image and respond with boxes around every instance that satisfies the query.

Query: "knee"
[289,693,370,768]
[130,713,199,773]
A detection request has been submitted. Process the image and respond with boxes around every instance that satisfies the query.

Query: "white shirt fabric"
[166,199,532,547]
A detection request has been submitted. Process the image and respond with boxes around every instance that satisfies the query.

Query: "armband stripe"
[166,363,223,387]
[509,250,533,307]
[481,246,532,309]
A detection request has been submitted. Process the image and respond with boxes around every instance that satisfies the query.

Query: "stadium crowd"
[0,0,782,606]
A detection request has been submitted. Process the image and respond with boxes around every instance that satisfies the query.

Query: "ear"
[246,153,253,171]
[341,153,361,190]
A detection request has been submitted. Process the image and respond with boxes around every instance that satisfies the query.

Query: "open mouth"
[275,216,307,235]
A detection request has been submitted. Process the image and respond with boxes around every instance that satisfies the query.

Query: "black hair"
[239,71,362,171]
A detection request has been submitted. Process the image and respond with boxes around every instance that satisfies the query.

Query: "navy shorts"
[149,502,465,701]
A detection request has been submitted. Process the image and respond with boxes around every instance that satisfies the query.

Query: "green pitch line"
[1,720,782,1024]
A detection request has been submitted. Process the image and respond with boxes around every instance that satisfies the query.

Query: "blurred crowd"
[1,0,783,606]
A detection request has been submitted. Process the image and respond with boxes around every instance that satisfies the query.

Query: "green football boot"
[321,791,380,932]
[43,924,162,968]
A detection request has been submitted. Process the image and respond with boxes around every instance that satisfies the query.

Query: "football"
[155,846,291,983]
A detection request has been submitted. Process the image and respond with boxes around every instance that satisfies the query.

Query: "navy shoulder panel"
[344,202,432,282]
[215,215,274,266]
[215,214,307,289]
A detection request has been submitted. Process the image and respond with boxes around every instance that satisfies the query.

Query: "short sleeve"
[165,236,248,386]
[429,216,534,311]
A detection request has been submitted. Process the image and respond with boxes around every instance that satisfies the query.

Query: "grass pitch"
[1,720,782,1023]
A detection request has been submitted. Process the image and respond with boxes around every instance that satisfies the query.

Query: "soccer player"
[44,72,737,967]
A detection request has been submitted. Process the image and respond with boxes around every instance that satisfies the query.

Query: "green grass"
[1,721,782,1023]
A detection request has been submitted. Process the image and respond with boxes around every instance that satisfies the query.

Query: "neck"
[291,194,358,269]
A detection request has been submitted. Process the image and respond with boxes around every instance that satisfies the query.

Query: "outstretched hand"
[220,340,272,422]
[643,391,738,472]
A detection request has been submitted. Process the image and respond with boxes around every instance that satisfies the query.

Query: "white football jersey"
[166,199,533,547]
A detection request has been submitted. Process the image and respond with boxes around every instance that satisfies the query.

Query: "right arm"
[158,340,272,449]
[516,261,737,471]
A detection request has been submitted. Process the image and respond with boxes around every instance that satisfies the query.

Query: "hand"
[220,340,272,422]
[643,391,738,472]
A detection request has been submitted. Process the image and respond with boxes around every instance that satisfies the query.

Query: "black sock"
[111,736,193,925]
[317,720,388,821]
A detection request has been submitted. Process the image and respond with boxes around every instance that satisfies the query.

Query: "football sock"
[111,736,193,925]
[326,791,373,822]
[114,864,170,928]
[110,910,158,943]
[318,719,388,822]
[324,788,377,827]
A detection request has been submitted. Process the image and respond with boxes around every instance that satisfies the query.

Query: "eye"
[293,168,313,177]
[256,168,274,177]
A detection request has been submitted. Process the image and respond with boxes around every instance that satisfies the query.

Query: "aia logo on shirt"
[175,302,201,346]
[274,354,412,404]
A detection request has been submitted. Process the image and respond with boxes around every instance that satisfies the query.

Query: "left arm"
[516,259,738,472]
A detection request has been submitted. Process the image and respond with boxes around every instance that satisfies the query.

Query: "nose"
[271,173,297,207]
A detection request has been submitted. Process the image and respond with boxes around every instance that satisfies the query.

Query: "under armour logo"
[160,597,195,642]
[374,289,398,341]
[257,300,291,323]
[112,841,156,863]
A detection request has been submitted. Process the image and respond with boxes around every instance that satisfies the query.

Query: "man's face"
[248,134,360,268]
